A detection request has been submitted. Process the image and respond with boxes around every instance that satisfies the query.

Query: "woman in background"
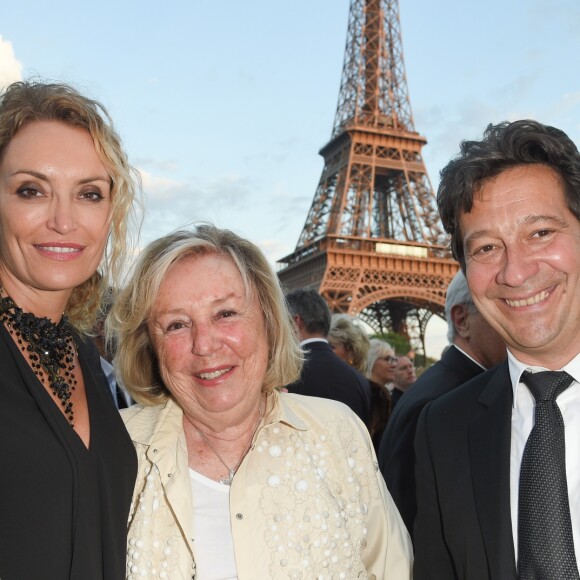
[0,80,140,579]
[327,313,370,374]
[366,338,397,452]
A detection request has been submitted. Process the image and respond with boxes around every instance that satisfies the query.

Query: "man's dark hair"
[285,289,332,337]
[437,119,580,269]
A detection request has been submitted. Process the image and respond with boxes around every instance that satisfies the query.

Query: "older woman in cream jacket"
[110,225,412,579]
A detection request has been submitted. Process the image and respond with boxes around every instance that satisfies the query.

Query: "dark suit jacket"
[413,361,517,580]
[378,345,485,536]
[287,341,371,425]
[390,386,404,408]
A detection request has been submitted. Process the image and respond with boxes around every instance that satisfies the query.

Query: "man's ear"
[451,303,470,338]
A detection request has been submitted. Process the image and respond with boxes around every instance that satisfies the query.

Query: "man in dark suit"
[285,289,371,425]
[414,120,580,579]
[378,271,505,538]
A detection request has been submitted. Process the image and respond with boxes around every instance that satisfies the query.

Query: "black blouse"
[0,323,137,579]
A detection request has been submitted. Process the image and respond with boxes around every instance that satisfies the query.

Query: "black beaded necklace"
[0,290,77,426]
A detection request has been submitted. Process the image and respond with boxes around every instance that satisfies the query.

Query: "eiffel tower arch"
[278,0,459,354]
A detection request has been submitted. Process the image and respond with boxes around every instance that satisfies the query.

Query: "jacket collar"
[123,390,310,451]
[267,392,308,431]
[122,397,183,448]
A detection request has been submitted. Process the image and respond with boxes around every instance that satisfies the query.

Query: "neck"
[0,273,71,323]
[370,373,386,386]
[508,347,579,372]
[183,394,265,441]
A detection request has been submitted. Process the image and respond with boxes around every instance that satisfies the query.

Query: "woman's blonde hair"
[0,80,141,332]
[328,314,370,373]
[108,225,303,405]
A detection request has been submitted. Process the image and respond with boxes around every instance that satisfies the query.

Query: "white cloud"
[137,168,259,247]
[0,36,22,90]
[139,169,186,201]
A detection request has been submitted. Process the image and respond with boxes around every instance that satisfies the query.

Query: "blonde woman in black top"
[0,80,140,579]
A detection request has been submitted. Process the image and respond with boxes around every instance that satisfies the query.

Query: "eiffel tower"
[278,0,459,354]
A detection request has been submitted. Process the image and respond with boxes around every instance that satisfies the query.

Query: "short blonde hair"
[0,80,141,332]
[366,338,395,378]
[108,225,303,405]
[328,315,370,373]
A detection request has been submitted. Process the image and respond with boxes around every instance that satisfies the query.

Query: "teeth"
[197,368,232,380]
[40,246,79,253]
[505,290,549,308]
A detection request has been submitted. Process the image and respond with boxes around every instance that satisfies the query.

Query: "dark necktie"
[518,370,579,580]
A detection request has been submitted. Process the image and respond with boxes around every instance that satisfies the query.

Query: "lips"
[504,289,550,308]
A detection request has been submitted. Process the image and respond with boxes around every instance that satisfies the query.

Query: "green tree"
[370,332,410,356]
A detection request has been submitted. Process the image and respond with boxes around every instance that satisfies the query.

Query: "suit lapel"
[469,362,517,578]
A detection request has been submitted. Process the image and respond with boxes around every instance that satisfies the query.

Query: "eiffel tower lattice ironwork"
[278,0,459,354]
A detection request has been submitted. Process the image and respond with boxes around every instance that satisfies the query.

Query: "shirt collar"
[300,338,328,347]
[451,343,487,371]
[508,350,580,407]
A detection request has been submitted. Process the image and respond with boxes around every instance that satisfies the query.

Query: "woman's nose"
[47,196,77,234]
[191,324,220,356]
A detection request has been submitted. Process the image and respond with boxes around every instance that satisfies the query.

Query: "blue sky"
[2,0,579,356]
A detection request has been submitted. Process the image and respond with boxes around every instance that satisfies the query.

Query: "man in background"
[286,289,371,425]
[379,270,505,537]
[390,356,417,407]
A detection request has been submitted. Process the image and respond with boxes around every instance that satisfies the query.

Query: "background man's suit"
[413,361,517,580]
[378,345,485,535]
[287,341,371,425]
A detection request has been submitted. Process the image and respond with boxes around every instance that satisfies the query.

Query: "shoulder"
[74,331,103,370]
[279,392,371,441]
[420,362,510,432]
[282,391,356,414]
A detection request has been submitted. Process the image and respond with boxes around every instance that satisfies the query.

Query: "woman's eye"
[218,310,237,320]
[79,190,105,202]
[16,186,43,199]
[166,320,187,332]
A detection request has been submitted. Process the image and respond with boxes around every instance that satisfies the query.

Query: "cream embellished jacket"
[122,392,412,579]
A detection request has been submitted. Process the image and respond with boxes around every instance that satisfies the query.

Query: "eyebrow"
[464,214,568,249]
[10,169,110,184]
[522,214,568,227]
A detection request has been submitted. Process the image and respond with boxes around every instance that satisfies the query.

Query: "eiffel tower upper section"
[278,0,458,341]
[296,0,446,249]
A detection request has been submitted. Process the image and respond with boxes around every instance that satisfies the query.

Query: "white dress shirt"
[509,351,580,563]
